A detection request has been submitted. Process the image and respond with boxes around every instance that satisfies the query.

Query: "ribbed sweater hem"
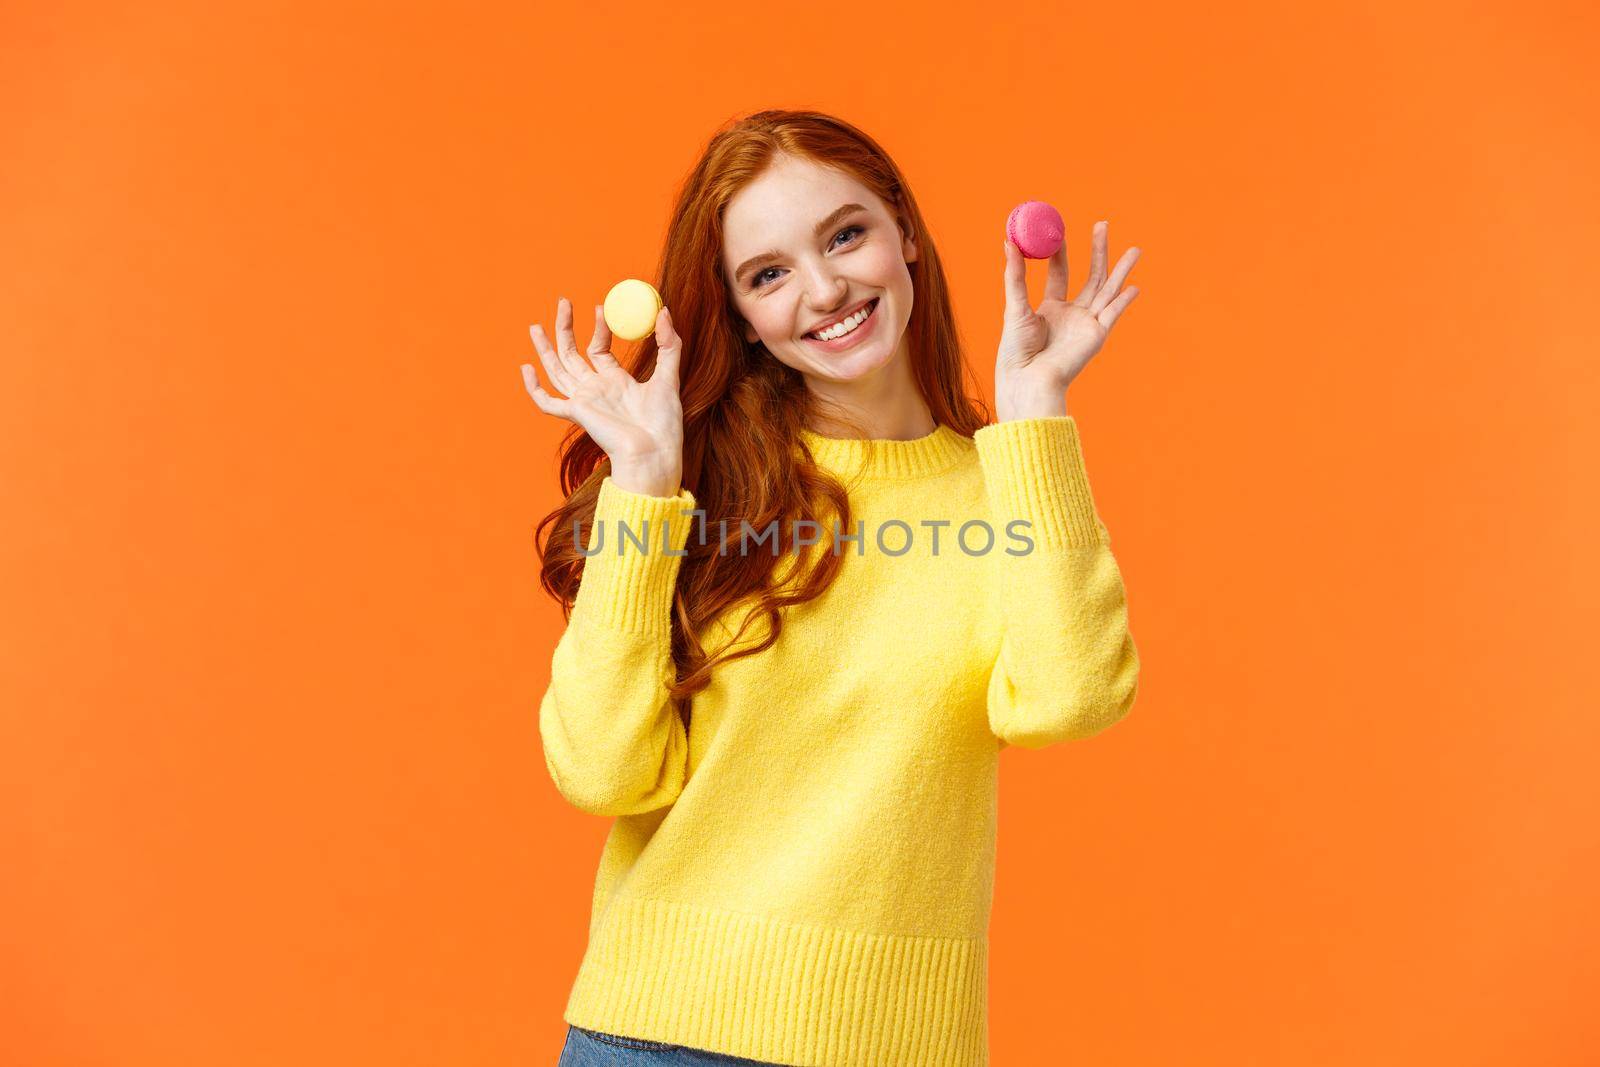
[563,894,989,1067]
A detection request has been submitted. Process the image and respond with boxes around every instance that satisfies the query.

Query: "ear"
[899,217,919,264]
[742,319,760,343]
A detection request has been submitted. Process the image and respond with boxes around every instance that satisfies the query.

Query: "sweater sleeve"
[972,416,1141,749]
[538,475,698,816]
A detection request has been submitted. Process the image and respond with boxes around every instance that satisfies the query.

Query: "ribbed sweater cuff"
[570,476,698,635]
[972,416,1105,549]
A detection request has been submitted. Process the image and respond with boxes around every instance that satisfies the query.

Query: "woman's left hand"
[996,219,1141,420]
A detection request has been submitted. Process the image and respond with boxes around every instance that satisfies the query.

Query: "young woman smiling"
[522,109,1142,1067]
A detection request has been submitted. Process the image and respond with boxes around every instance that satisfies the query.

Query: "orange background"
[4,1,1597,1063]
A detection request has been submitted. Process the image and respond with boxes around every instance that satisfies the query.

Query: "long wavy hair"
[535,109,991,717]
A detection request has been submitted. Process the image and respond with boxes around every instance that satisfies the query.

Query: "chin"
[810,337,902,381]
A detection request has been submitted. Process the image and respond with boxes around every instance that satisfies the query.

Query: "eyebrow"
[732,203,869,283]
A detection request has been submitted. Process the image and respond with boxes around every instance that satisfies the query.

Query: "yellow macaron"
[603,279,663,342]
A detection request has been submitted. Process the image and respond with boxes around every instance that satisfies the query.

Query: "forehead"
[722,155,882,260]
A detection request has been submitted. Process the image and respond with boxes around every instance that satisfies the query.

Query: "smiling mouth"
[804,298,879,341]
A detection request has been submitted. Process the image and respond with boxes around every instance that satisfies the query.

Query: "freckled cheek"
[759,298,805,342]
[861,245,911,283]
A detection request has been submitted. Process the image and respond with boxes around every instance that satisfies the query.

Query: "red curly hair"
[535,109,991,716]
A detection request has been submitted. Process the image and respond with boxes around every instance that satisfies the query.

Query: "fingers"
[529,322,576,395]
[586,304,620,369]
[1097,286,1139,330]
[520,362,573,418]
[1071,221,1110,308]
[534,295,617,396]
[649,306,681,390]
[1043,239,1069,303]
[1089,246,1141,317]
[1002,238,1031,319]
[553,297,592,378]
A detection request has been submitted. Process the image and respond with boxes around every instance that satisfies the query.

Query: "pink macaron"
[1006,200,1065,259]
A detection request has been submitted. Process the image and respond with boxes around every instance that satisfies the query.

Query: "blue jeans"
[558,1024,789,1066]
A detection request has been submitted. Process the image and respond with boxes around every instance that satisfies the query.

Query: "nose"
[801,263,849,315]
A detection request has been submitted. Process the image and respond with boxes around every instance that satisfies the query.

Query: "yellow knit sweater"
[540,415,1140,1067]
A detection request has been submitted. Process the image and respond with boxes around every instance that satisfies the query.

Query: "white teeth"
[810,302,873,341]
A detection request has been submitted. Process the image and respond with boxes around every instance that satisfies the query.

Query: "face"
[721,153,918,388]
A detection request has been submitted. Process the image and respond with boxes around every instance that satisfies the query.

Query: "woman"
[521,109,1142,1067]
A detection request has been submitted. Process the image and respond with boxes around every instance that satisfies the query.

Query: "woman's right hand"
[521,296,685,498]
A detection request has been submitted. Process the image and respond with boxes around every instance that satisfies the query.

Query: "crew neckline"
[796,423,971,480]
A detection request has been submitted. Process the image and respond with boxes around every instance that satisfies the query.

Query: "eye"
[750,225,867,290]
